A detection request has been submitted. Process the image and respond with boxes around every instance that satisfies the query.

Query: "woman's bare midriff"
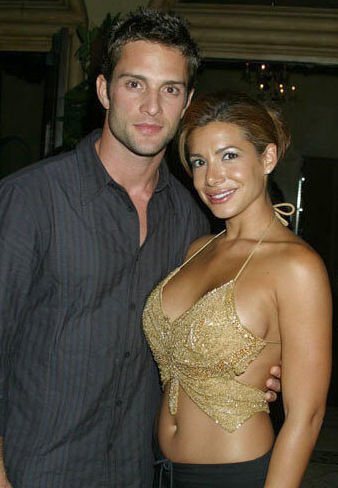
[157,384,275,464]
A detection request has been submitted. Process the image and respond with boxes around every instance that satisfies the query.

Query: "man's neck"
[95,126,164,196]
[95,125,165,246]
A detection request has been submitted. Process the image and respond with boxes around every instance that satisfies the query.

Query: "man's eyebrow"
[118,73,186,87]
[163,80,187,87]
[117,73,146,81]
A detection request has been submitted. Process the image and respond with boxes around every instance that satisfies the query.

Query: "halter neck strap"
[180,228,226,269]
[180,202,295,274]
[234,202,295,282]
[234,216,275,282]
[273,202,295,226]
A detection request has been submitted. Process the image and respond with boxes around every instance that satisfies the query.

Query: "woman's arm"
[264,246,332,488]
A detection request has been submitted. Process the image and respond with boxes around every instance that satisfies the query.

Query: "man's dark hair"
[101,7,200,93]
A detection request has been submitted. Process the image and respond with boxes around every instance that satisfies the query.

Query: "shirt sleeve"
[0,182,40,434]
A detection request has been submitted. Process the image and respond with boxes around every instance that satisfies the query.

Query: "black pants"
[154,449,272,488]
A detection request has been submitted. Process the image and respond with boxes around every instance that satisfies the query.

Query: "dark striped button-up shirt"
[0,131,209,488]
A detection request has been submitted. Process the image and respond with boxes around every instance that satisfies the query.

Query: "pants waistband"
[154,448,273,488]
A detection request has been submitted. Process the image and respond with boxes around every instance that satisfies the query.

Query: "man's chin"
[128,142,168,158]
[108,126,169,158]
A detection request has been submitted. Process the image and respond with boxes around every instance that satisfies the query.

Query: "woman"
[143,91,332,487]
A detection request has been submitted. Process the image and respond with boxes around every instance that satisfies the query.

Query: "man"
[0,8,280,487]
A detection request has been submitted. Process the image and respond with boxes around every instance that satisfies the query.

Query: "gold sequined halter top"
[143,204,294,432]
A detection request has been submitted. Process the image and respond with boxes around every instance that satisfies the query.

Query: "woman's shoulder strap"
[180,229,226,270]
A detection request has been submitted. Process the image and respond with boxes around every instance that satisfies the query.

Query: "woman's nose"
[206,163,226,186]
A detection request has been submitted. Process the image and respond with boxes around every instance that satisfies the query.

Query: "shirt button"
[124,351,131,359]
[116,399,122,407]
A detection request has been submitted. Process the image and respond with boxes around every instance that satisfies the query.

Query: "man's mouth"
[134,123,163,135]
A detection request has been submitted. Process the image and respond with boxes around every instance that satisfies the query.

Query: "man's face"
[98,40,193,158]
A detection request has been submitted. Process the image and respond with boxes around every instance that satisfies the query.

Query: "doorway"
[302,157,338,405]
[0,29,68,178]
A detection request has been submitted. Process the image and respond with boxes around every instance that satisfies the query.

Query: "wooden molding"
[148,0,177,7]
[148,1,338,65]
[0,0,88,88]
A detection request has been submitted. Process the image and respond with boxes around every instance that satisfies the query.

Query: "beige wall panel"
[84,0,149,26]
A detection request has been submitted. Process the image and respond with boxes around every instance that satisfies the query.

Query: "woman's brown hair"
[179,91,291,176]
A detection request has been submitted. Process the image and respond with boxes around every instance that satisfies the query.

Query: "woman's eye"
[223,152,238,160]
[190,159,205,169]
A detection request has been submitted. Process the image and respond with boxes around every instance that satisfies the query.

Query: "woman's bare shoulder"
[274,231,329,287]
[184,233,220,260]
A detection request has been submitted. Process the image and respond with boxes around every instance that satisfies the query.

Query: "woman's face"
[188,121,274,220]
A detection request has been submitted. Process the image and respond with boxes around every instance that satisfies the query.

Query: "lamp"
[243,62,297,102]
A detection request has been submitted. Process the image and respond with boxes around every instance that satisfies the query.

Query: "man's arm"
[0,181,40,485]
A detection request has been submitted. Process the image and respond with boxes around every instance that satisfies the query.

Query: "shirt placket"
[107,192,142,484]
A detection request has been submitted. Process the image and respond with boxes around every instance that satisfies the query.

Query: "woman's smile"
[206,188,237,205]
[188,121,267,219]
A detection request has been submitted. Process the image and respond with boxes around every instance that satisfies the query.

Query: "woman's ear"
[96,74,110,110]
[263,143,278,175]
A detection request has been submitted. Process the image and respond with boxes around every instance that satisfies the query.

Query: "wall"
[81,1,338,211]
[197,64,338,207]
[84,0,148,27]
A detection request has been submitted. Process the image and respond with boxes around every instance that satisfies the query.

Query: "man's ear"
[263,143,278,175]
[180,88,194,119]
[96,74,110,110]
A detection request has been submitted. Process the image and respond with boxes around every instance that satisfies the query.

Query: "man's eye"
[164,86,179,95]
[127,80,140,89]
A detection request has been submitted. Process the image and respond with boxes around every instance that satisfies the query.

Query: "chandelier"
[243,62,297,102]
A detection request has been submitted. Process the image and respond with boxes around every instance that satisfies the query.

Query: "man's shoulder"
[0,130,101,201]
[0,147,76,190]
[0,145,75,192]
[0,148,81,224]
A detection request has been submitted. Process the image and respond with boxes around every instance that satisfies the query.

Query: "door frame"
[0,0,87,89]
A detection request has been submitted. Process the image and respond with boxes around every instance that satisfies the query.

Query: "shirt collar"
[76,129,170,205]
[155,155,170,193]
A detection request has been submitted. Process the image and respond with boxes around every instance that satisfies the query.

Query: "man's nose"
[140,90,162,117]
